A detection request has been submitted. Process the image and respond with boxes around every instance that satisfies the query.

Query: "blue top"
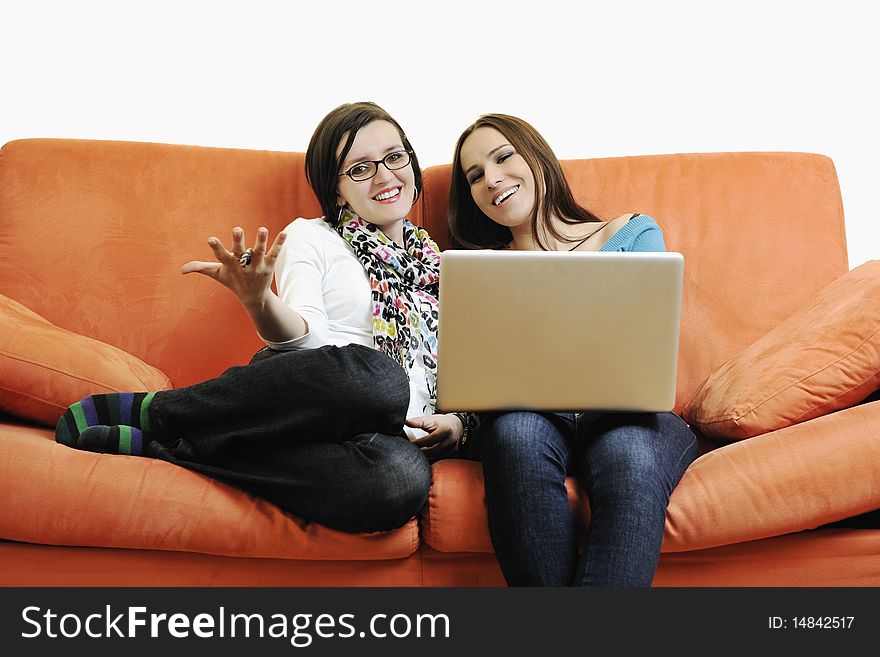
[598,214,665,252]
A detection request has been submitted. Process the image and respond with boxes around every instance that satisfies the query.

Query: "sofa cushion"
[0,423,420,560]
[682,260,880,440]
[0,293,173,427]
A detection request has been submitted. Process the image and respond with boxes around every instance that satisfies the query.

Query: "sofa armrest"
[665,400,880,552]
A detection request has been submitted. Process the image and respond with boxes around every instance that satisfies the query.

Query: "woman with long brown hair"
[449,113,698,586]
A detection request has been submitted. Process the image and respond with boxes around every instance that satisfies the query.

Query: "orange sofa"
[2,138,879,586]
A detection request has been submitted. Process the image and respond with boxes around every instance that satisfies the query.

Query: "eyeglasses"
[338,150,413,182]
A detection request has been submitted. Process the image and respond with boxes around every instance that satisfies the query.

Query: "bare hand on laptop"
[405,414,462,462]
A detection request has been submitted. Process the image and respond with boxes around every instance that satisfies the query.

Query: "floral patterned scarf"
[336,209,441,404]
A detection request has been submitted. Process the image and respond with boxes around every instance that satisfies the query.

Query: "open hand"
[181,226,287,306]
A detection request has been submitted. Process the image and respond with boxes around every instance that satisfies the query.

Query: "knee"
[340,345,410,419]
[645,413,699,482]
[382,440,432,516]
[359,439,432,532]
[589,414,697,499]
[483,412,554,456]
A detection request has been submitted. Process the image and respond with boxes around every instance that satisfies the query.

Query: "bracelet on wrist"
[454,412,470,448]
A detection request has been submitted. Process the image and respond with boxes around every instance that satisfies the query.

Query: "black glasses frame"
[338,150,413,182]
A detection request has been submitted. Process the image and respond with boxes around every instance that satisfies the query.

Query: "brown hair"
[449,113,602,249]
[305,101,423,225]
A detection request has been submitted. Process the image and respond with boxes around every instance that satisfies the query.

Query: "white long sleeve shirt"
[261,217,433,438]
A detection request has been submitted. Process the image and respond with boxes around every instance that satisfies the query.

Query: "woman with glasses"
[54,102,462,534]
[448,113,699,586]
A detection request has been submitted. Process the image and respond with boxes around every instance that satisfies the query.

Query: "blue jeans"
[146,344,432,534]
[467,411,698,586]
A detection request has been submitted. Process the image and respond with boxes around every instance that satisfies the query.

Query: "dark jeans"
[467,411,698,586]
[146,344,431,533]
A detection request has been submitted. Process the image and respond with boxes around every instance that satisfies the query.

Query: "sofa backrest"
[420,154,848,408]
[0,139,323,387]
[0,140,847,408]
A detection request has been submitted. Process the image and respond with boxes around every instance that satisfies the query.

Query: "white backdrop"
[2,0,877,266]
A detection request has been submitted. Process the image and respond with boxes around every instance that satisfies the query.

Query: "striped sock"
[55,392,156,447]
[77,425,145,456]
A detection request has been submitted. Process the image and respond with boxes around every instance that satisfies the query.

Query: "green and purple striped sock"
[77,425,146,456]
[55,392,156,447]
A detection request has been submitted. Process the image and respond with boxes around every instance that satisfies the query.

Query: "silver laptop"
[436,250,684,412]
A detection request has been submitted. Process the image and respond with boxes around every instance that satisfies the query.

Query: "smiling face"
[336,120,416,232]
[458,126,538,231]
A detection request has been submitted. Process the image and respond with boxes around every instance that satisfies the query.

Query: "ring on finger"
[239,248,254,268]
